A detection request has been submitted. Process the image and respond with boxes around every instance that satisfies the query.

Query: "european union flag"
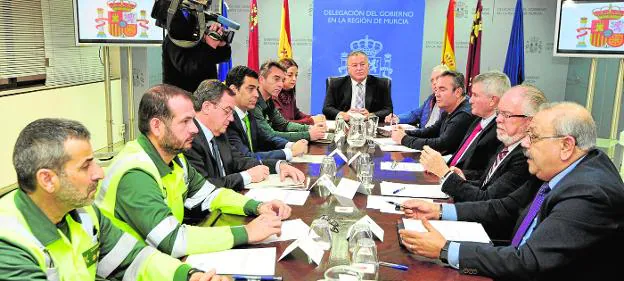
[217,1,232,82]
[503,0,525,86]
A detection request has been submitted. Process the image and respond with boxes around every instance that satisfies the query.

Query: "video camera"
[152,0,241,48]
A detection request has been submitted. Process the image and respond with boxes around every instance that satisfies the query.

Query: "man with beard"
[398,102,624,281]
[0,118,226,281]
[96,84,292,258]
[419,85,546,202]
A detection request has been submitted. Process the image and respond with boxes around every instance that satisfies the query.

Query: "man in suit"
[185,79,305,191]
[226,66,308,161]
[384,64,449,128]
[419,71,510,180]
[420,84,547,203]
[398,102,624,281]
[391,71,475,154]
[252,61,326,142]
[323,50,393,121]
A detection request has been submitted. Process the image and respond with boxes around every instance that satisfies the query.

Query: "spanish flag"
[278,0,292,59]
[441,0,456,70]
[247,0,259,72]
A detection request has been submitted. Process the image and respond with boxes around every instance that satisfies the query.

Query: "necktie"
[511,183,551,247]
[355,83,365,109]
[210,138,226,177]
[243,114,253,152]
[482,147,510,186]
[449,123,483,166]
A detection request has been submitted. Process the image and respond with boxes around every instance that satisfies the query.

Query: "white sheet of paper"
[290,154,327,164]
[366,195,433,210]
[259,219,310,244]
[186,248,276,275]
[372,138,396,146]
[245,188,310,206]
[245,174,304,189]
[402,219,491,244]
[350,215,384,242]
[334,178,361,199]
[379,144,420,153]
[379,181,449,199]
[380,161,424,172]
[278,236,325,265]
[378,124,417,131]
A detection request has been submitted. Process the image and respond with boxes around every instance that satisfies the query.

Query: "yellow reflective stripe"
[96,153,152,205]
[171,225,188,258]
[146,216,178,249]
[183,180,220,211]
[121,246,157,281]
[97,233,138,278]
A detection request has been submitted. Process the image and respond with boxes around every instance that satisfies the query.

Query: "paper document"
[380,161,424,172]
[379,145,420,153]
[366,195,433,209]
[378,124,417,131]
[290,154,327,164]
[379,181,448,199]
[334,178,361,199]
[245,174,304,189]
[245,188,310,206]
[259,219,311,244]
[372,138,396,146]
[402,219,491,244]
[186,247,276,275]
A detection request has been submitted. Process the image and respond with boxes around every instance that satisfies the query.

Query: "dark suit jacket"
[185,119,278,191]
[227,110,290,160]
[442,144,530,203]
[451,117,502,180]
[323,75,393,120]
[454,149,624,281]
[401,99,475,154]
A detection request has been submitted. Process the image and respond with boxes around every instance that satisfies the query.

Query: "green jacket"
[252,92,310,141]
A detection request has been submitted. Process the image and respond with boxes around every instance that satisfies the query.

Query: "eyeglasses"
[496,110,529,119]
[320,215,340,233]
[526,132,568,144]
[214,103,233,117]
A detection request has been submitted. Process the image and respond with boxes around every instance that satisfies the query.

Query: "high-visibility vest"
[0,190,100,281]
[95,140,189,242]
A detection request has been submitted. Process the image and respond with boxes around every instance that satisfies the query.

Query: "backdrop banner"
[311,0,426,114]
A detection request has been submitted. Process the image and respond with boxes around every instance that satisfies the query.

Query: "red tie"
[449,123,482,166]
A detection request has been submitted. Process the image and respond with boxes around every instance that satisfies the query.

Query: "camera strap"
[166,0,206,48]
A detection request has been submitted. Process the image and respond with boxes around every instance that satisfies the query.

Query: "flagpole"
[586,58,597,112]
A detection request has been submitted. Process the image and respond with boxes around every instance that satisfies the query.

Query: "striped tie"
[355,83,365,109]
[482,147,510,187]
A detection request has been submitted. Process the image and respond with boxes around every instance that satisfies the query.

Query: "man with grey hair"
[1,118,225,281]
[398,102,624,281]
[385,64,449,128]
[184,79,305,191]
[323,50,393,121]
[420,84,546,205]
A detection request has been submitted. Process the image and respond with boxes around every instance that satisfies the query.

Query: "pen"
[379,261,409,271]
[386,200,405,210]
[392,186,405,194]
[255,154,263,165]
[232,275,283,281]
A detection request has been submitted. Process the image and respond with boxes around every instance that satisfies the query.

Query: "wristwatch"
[187,268,205,281]
[439,240,451,264]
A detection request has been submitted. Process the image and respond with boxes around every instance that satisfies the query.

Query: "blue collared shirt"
[443,156,586,268]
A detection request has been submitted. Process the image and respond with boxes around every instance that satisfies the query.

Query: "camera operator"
[162,18,232,93]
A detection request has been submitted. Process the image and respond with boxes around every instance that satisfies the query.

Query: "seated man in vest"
[96,84,291,258]
[391,71,475,155]
[252,61,326,142]
[226,66,308,161]
[420,84,546,202]
[398,103,624,280]
[384,64,449,128]
[424,71,511,180]
[323,50,393,122]
[185,79,305,191]
[0,118,224,281]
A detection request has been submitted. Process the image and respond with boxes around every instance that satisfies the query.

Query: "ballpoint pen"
[392,186,405,194]
[232,275,283,281]
[255,155,263,165]
[386,200,405,211]
[379,261,409,271]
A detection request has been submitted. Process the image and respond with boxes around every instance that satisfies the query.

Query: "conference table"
[208,139,492,281]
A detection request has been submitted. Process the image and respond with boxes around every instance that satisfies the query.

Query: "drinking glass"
[366,115,379,140]
[324,265,362,281]
[320,156,337,182]
[348,223,373,254]
[309,219,333,250]
[347,115,366,147]
[351,238,379,280]
[358,162,374,188]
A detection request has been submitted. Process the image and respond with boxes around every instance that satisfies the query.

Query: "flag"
[465,0,483,95]
[503,0,525,86]
[278,0,293,59]
[217,1,232,82]
[441,0,456,70]
[247,0,259,72]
